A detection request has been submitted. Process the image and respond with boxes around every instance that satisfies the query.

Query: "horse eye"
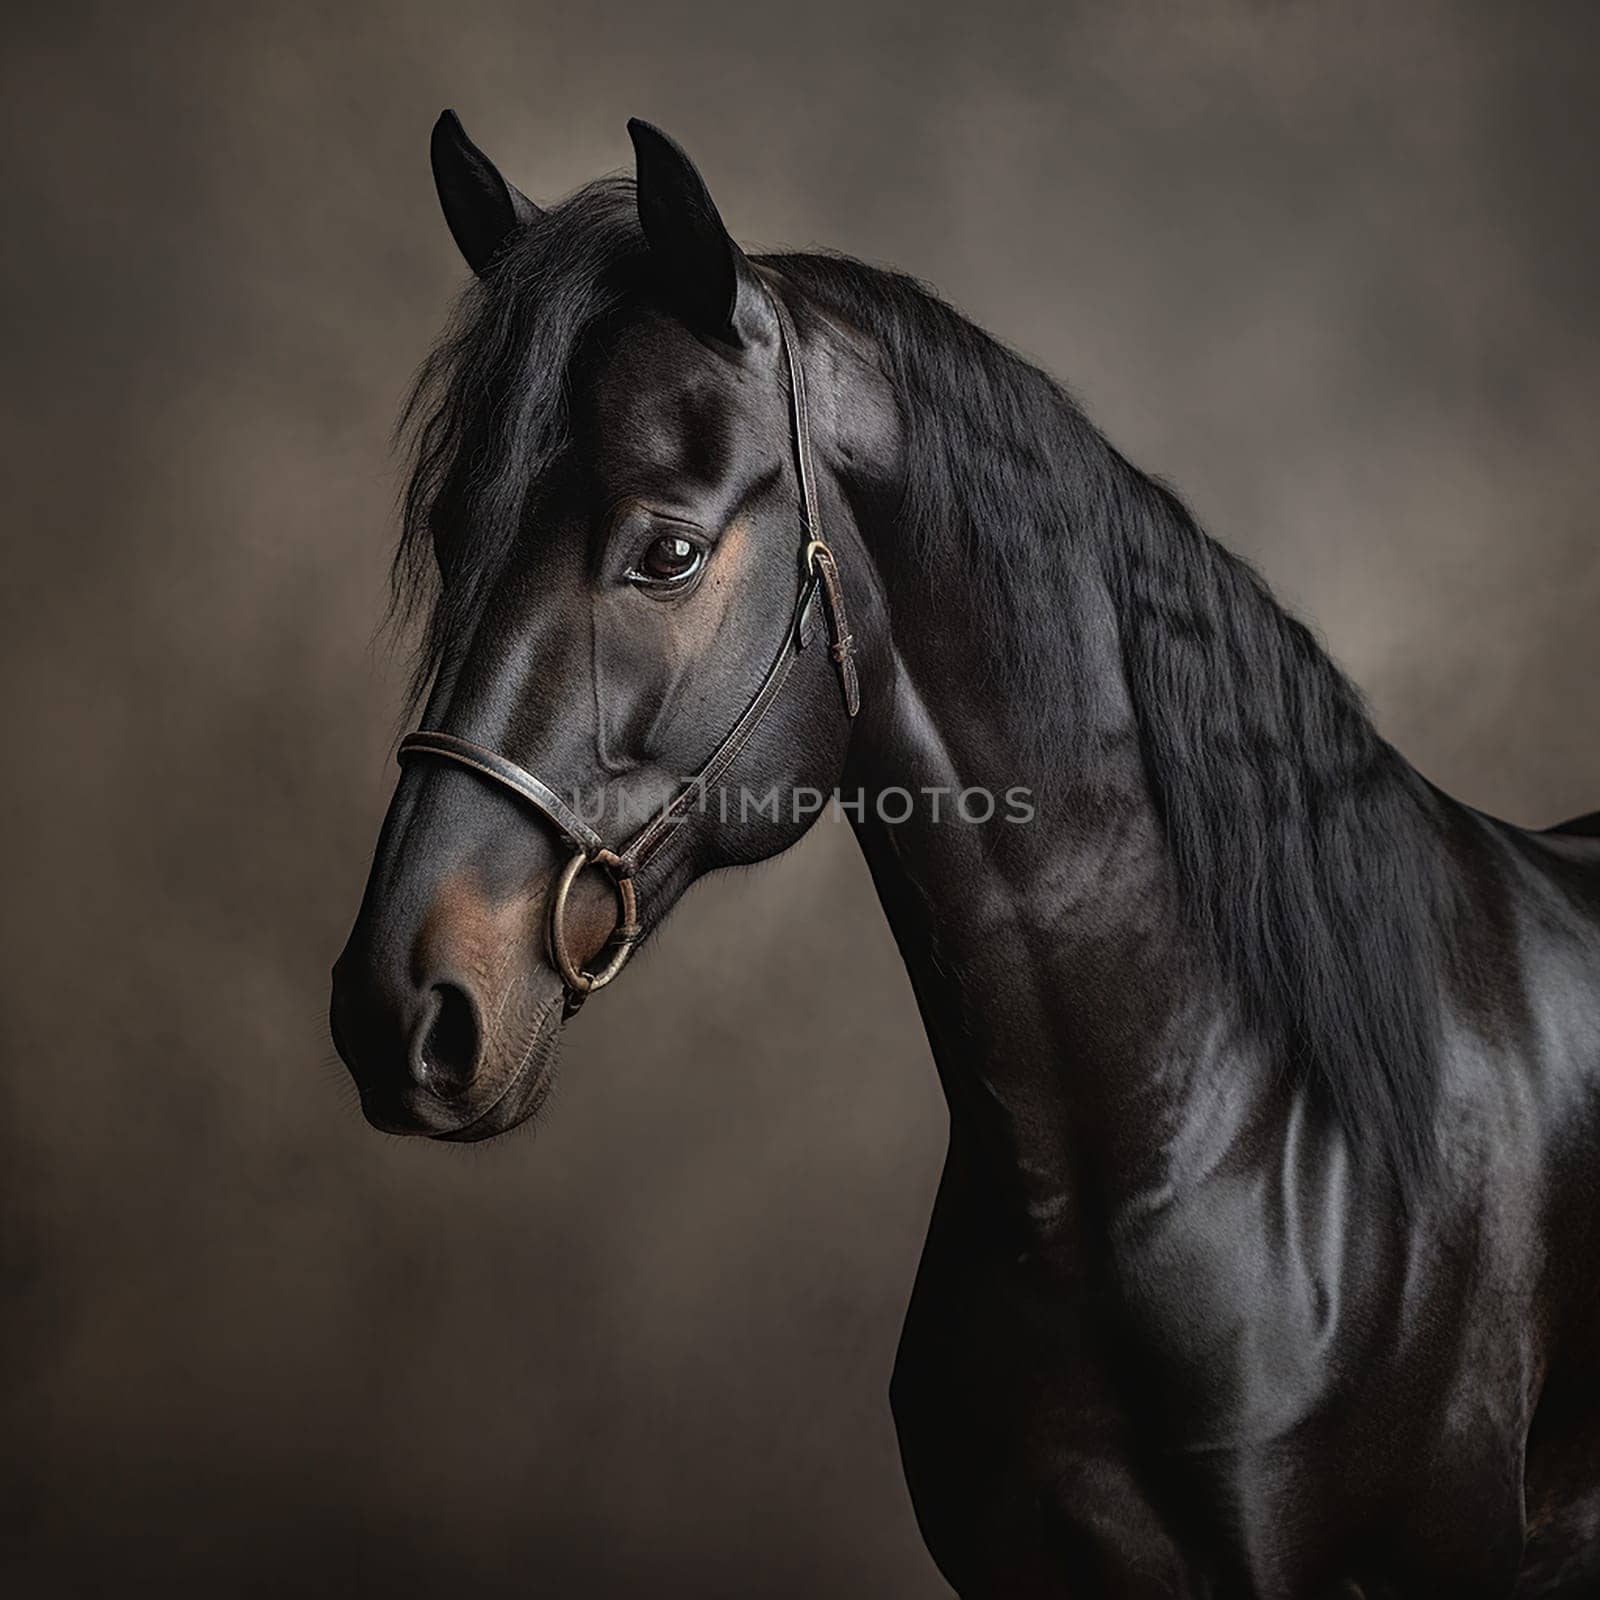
[632,533,703,586]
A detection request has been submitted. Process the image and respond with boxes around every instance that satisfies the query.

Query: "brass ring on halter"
[548,845,639,999]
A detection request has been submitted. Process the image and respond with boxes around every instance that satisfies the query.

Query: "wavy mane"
[779,252,1452,1190]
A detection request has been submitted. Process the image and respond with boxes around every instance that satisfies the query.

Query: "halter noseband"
[396,277,860,1014]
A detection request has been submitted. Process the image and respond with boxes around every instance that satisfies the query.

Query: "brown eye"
[631,533,703,587]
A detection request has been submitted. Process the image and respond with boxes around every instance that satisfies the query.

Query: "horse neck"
[804,262,1458,1215]
[839,543,1203,1239]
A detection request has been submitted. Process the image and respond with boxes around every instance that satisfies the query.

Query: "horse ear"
[627,119,770,347]
[430,110,542,276]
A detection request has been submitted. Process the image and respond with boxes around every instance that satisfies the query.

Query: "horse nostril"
[415,982,481,1098]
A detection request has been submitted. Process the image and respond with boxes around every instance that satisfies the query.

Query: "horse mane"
[778,252,1451,1190]
[391,178,649,710]
[395,178,1450,1190]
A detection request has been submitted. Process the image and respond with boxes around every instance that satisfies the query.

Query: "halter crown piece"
[397,276,859,1014]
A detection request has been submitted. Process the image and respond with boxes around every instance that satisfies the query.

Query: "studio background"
[4,3,1597,1594]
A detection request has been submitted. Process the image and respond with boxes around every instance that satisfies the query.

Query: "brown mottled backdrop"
[3,1,1597,1594]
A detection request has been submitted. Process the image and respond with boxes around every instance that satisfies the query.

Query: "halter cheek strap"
[397,276,859,1012]
[772,274,859,716]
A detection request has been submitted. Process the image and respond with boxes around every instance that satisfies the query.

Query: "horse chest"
[891,1170,1531,1595]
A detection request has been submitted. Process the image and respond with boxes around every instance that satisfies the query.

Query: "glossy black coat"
[331,119,1600,1595]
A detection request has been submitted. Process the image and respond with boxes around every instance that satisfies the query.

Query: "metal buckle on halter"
[802,537,860,714]
[547,845,640,1014]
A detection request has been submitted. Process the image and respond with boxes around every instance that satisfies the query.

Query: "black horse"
[331,115,1600,1596]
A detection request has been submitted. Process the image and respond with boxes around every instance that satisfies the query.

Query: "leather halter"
[397,277,860,1013]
